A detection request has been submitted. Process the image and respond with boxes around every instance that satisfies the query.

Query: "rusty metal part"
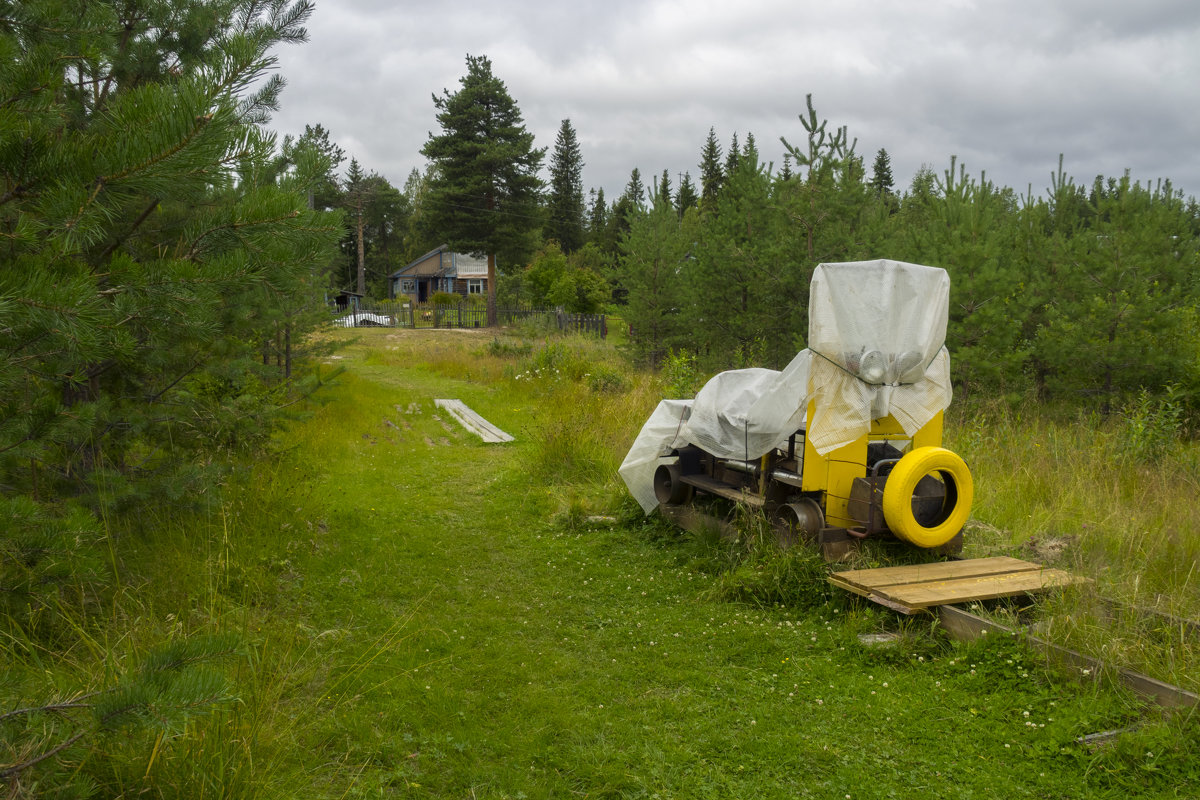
[653,463,693,505]
[775,497,825,546]
[848,476,888,534]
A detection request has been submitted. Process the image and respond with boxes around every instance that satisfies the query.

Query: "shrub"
[661,348,703,398]
[430,291,462,307]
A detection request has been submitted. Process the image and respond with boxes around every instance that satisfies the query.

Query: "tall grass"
[7,325,1198,797]
[948,396,1200,686]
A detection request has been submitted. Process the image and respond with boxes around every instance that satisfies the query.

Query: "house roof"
[390,246,490,280]
[391,244,451,279]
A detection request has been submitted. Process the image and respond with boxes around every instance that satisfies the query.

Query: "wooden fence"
[333,300,606,338]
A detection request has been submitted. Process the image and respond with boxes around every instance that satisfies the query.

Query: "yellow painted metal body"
[801,403,946,528]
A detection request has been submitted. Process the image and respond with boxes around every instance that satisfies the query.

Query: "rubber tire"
[881,446,973,548]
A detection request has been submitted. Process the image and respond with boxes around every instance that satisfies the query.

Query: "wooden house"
[389,245,489,302]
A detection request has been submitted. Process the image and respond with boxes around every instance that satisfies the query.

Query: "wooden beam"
[937,604,1200,709]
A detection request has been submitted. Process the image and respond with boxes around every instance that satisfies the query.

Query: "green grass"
[4,327,1199,798]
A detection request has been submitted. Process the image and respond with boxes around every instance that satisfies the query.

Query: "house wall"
[390,250,488,300]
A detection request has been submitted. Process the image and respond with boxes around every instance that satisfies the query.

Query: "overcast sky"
[268,0,1200,205]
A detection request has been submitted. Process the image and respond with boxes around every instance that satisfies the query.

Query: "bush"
[430,291,463,307]
[661,348,703,398]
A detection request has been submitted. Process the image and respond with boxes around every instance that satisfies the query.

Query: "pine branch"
[94,198,161,266]
[0,729,88,779]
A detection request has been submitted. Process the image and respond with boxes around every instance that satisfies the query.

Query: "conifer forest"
[3,1,1200,797]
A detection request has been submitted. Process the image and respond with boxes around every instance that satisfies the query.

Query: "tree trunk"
[486,252,498,327]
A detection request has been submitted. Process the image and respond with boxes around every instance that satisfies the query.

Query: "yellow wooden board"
[829,556,1089,614]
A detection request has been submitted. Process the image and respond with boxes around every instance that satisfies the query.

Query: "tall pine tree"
[422,54,544,325]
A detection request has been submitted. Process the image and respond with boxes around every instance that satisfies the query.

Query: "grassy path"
[203,330,1195,798]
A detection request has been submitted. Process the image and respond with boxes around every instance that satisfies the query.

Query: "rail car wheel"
[653,463,693,505]
[881,446,973,548]
[774,497,825,547]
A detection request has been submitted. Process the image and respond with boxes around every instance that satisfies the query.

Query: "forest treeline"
[609,102,1200,413]
[317,76,1200,414]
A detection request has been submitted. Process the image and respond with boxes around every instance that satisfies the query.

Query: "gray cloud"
[269,0,1200,202]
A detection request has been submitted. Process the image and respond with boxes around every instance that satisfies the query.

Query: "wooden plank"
[678,474,766,507]
[937,605,1200,709]
[434,399,514,443]
[884,568,1085,609]
[831,557,1039,592]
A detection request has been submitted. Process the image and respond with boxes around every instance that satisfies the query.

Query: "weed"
[486,336,532,358]
[660,348,703,398]
[1118,384,1184,463]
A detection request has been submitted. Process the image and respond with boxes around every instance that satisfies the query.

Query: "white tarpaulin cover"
[618,259,953,513]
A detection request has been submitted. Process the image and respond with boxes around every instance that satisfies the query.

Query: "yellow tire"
[882,446,973,548]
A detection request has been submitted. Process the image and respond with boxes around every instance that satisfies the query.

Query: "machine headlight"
[859,350,887,384]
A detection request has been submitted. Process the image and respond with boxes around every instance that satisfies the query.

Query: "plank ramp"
[434,399,514,443]
[829,556,1088,615]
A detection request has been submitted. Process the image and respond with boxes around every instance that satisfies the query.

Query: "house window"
[467,279,484,295]
[400,279,417,294]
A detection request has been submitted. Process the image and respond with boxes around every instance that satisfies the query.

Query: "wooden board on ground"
[829,556,1088,614]
[937,604,1199,709]
[434,399,514,443]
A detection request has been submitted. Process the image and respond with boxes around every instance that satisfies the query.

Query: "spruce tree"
[743,132,759,166]
[655,169,673,208]
[625,167,646,209]
[870,148,895,197]
[779,153,794,181]
[422,54,545,325]
[546,119,586,253]
[675,172,699,217]
[588,187,608,239]
[699,127,724,210]
[725,132,741,176]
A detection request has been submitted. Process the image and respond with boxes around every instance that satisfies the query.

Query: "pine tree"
[619,189,698,366]
[282,123,345,210]
[422,54,545,325]
[699,127,724,210]
[0,0,341,513]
